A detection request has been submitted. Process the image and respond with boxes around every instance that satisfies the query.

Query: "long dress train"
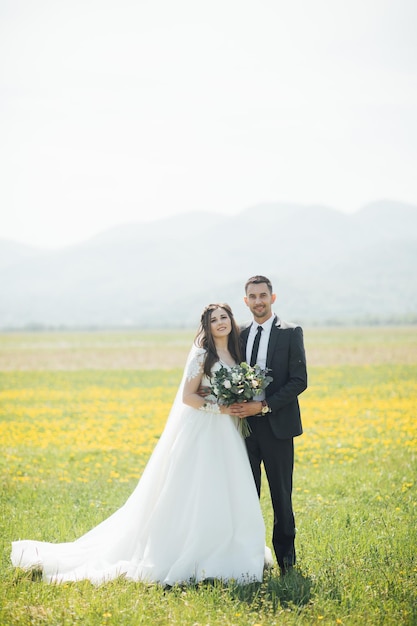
[11,348,270,585]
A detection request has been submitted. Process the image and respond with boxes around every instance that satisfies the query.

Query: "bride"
[11,303,271,585]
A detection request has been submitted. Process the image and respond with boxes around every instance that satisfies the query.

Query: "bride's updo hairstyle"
[194,303,242,377]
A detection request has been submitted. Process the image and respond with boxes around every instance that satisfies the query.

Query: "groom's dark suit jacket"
[241,316,307,439]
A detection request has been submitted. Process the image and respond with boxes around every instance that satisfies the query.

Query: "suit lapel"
[241,324,252,355]
[243,317,281,367]
[266,316,281,367]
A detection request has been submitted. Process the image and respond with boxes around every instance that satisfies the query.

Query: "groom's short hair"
[245,275,273,294]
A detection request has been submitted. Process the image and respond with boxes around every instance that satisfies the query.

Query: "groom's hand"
[229,401,262,418]
[197,385,211,398]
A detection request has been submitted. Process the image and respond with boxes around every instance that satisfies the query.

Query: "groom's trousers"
[245,414,296,570]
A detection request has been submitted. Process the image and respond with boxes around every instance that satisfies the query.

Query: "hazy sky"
[1,0,417,248]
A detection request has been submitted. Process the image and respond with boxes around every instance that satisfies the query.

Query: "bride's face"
[210,307,232,339]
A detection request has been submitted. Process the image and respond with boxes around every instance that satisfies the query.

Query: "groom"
[230,275,307,574]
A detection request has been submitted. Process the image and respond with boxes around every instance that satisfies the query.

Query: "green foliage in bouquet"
[211,362,273,405]
[211,362,273,437]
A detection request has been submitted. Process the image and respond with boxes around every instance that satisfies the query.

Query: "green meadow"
[0,327,416,625]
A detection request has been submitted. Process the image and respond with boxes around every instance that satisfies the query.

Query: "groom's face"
[244,282,276,323]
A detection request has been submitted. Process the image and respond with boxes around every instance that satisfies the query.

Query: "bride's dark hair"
[194,303,242,377]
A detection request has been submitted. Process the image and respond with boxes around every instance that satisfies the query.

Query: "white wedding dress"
[11,348,271,585]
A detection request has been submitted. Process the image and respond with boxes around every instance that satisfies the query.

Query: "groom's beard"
[252,306,269,322]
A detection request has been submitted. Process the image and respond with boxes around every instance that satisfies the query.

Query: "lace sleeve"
[199,401,221,414]
[184,348,221,414]
[185,348,205,382]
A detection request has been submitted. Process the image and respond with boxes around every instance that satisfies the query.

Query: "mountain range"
[1,200,416,328]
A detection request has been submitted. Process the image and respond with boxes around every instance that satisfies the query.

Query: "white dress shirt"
[246,314,275,401]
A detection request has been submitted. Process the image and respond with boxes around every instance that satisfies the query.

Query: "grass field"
[0,327,416,625]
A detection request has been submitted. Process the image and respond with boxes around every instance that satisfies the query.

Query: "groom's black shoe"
[278,550,296,576]
[279,561,294,576]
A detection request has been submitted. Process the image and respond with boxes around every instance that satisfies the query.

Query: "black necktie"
[250,325,263,366]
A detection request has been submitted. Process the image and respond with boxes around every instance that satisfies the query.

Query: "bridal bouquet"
[211,362,273,437]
